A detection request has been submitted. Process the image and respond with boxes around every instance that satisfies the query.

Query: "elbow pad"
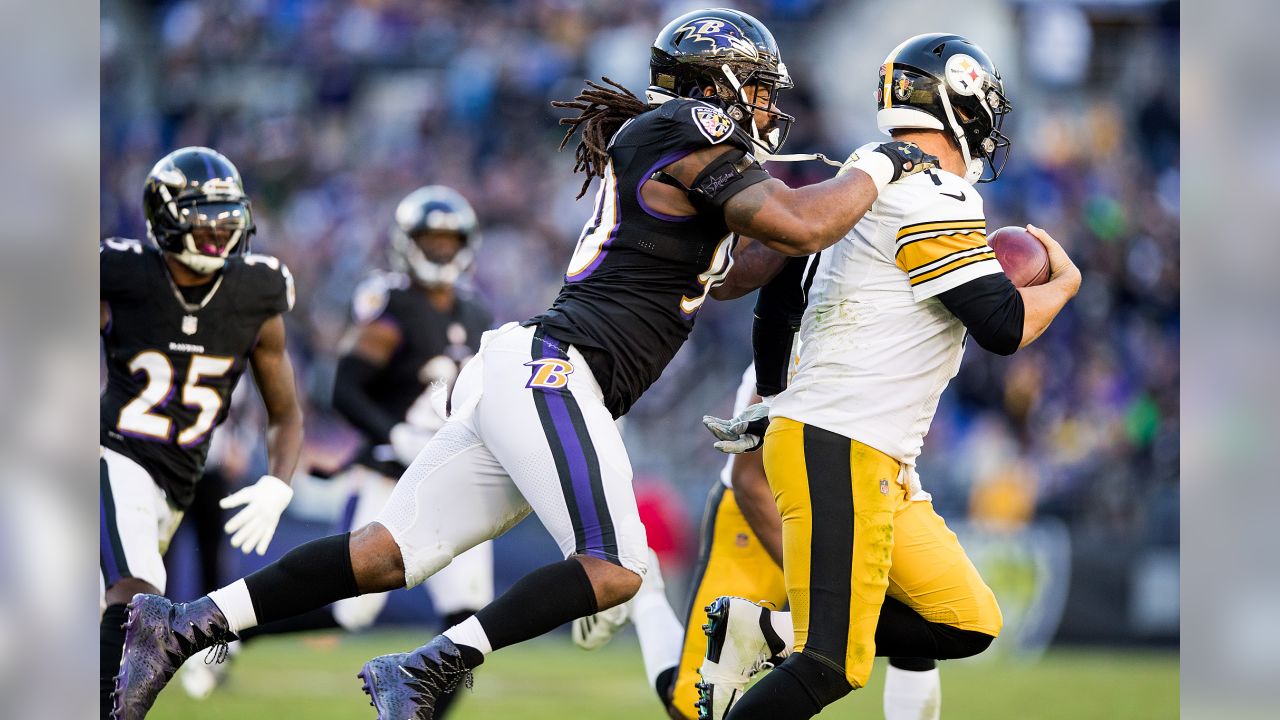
[652,149,772,212]
[937,273,1025,355]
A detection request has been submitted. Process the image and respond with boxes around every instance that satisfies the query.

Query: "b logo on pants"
[525,358,574,389]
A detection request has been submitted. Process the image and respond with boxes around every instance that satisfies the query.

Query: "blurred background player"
[110,8,941,718]
[706,34,1082,720]
[177,186,494,718]
[576,364,942,720]
[100,146,304,719]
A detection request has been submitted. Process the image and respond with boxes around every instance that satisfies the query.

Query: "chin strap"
[756,151,844,167]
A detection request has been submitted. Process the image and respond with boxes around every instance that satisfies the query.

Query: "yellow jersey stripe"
[897,218,986,240]
[896,232,988,271]
[908,252,998,286]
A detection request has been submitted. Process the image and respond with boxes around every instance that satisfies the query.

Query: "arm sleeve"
[752,255,811,397]
[332,354,399,443]
[937,273,1025,355]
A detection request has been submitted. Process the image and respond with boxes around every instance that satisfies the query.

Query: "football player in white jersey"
[701,33,1081,720]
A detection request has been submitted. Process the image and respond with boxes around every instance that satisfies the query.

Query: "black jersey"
[347,272,492,477]
[527,98,769,417]
[100,238,294,510]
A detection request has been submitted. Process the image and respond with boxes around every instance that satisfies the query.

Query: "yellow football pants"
[764,417,1002,690]
[670,483,788,719]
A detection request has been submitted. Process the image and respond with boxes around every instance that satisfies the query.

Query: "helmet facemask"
[390,228,474,288]
[150,186,253,275]
[941,82,1012,183]
[717,62,795,156]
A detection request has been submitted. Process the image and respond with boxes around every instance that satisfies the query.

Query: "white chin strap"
[935,85,985,184]
[757,151,843,168]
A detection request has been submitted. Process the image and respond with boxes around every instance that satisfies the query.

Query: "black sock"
[472,559,598,653]
[243,533,359,625]
[888,656,937,672]
[236,606,340,643]
[101,603,128,720]
[726,652,851,720]
[655,665,677,706]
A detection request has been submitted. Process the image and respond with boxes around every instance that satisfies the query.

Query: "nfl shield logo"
[879,478,890,495]
[182,314,198,335]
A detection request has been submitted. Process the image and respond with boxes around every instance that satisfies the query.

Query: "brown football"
[988,226,1051,287]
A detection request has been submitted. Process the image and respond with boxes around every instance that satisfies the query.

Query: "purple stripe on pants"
[100,496,121,586]
[543,384,607,559]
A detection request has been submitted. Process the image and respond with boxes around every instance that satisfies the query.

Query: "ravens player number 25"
[100,147,304,720]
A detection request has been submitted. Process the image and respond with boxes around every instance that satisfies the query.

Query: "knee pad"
[333,593,389,631]
[400,541,457,589]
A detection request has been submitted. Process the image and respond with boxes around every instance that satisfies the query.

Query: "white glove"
[702,399,772,454]
[221,475,293,556]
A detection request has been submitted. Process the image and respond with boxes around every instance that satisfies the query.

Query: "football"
[988,226,1051,287]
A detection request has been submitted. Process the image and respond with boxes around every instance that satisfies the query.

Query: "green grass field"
[150,630,1178,719]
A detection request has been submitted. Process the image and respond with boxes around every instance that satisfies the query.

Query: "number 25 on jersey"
[117,350,234,447]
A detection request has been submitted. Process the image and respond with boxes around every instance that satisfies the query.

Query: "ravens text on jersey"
[100,237,294,509]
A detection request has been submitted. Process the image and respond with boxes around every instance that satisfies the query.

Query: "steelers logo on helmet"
[944,53,986,97]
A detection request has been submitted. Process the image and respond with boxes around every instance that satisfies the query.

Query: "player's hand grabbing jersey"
[528,98,769,418]
[771,169,1003,466]
[100,238,294,509]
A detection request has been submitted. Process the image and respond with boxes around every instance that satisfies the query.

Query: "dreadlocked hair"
[551,77,648,199]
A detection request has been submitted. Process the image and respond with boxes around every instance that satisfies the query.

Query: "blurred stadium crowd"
[101,0,1178,643]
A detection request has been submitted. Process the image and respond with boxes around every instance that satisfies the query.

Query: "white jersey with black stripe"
[769,168,1002,465]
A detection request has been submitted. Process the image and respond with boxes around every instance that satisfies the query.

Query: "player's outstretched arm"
[728,419,784,570]
[1016,225,1082,348]
[723,142,936,256]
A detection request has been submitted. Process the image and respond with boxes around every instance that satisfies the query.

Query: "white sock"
[630,585,684,689]
[443,615,493,655]
[208,579,258,634]
[768,609,795,658]
[883,665,941,720]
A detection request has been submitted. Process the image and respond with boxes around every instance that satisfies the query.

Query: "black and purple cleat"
[111,594,235,720]
[358,635,477,720]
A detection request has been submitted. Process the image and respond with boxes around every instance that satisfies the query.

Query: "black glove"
[874,140,939,181]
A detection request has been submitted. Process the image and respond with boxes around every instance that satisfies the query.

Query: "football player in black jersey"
[100,147,303,719]
[112,9,940,719]
[178,186,493,719]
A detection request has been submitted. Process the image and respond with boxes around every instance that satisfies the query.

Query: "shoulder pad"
[352,272,407,324]
[656,99,753,151]
[240,253,296,313]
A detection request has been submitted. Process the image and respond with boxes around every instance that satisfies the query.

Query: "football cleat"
[694,596,785,720]
[178,639,240,700]
[572,603,629,651]
[112,594,236,720]
[358,635,476,720]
